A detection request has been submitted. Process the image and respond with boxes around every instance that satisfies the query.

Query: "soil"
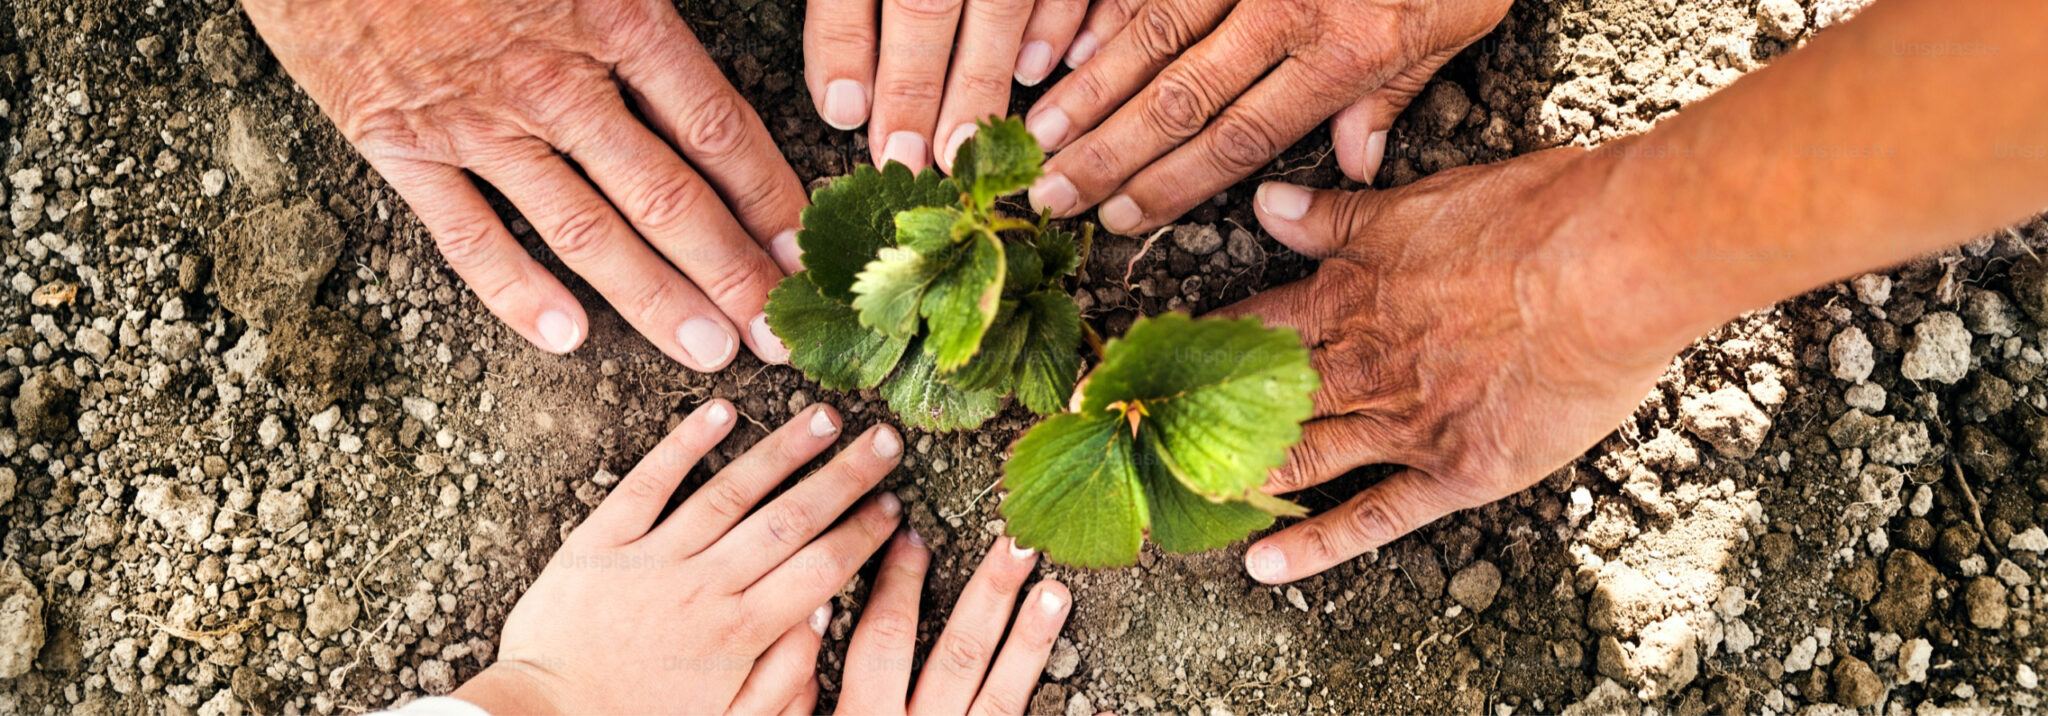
[3,0,2045,714]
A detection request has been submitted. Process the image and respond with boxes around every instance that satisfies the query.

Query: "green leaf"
[1135,429,1276,554]
[953,117,1044,210]
[894,206,964,252]
[919,233,1006,370]
[999,413,1148,567]
[850,246,939,338]
[882,339,1005,431]
[1080,313,1318,500]
[945,300,1026,393]
[1011,290,1081,415]
[800,163,959,300]
[1002,237,1045,293]
[764,274,911,390]
[1035,227,1084,282]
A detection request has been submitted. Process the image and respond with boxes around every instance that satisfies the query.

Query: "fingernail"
[769,229,802,273]
[1009,536,1036,560]
[536,309,582,354]
[873,425,902,458]
[880,491,902,518]
[1028,173,1078,216]
[942,124,978,174]
[1256,182,1312,222]
[1015,40,1055,86]
[1245,544,1287,583]
[809,604,832,635]
[1038,589,1066,615]
[823,79,868,131]
[750,313,789,364]
[1026,107,1070,150]
[676,317,736,370]
[906,526,926,547]
[1065,30,1099,68]
[705,401,732,426]
[1099,195,1142,234]
[1362,130,1388,187]
[808,409,839,437]
[881,131,929,172]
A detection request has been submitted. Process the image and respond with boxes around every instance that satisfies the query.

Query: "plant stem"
[1082,322,1107,360]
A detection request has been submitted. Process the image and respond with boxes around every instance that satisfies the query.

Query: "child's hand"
[453,401,904,714]
[838,535,1072,715]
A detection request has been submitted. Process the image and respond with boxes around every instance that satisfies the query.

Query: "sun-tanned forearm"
[1577,0,2048,358]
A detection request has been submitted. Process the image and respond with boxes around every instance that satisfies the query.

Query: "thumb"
[1252,182,1389,260]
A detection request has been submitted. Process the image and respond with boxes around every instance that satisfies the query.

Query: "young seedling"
[999,312,1319,567]
[767,117,1322,566]
[764,117,1085,431]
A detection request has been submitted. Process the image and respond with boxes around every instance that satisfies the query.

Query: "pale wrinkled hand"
[1219,149,1680,583]
[837,536,1072,716]
[243,0,807,370]
[805,0,1089,174]
[1024,0,1512,235]
[459,402,904,714]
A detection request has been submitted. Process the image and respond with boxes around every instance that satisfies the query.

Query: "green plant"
[999,312,1319,567]
[766,117,1321,567]
[764,118,1085,431]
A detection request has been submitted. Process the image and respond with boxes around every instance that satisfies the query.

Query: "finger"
[577,400,738,546]
[473,151,744,372]
[1243,469,1470,584]
[1252,182,1390,260]
[967,581,1071,716]
[656,405,843,556]
[780,677,821,716]
[1030,7,1285,223]
[700,424,906,581]
[1262,416,1402,495]
[371,158,588,355]
[744,492,903,629]
[1014,0,1087,87]
[1064,0,1145,69]
[619,20,812,270]
[1102,58,1366,234]
[933,0,1035,173]
[840,530,930,709]
[908,537,1040,714]
[803,0,880,130]
[1206,274,1325,345]
[550,107,791,365]
[1023,0,1232,158]
[1334,56,1456,184]
[729,609,829,714]
[870,0,967,172]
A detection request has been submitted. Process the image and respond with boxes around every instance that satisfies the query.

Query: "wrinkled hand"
[1025,0,1511,235]
[805,0,1089,173]
[244,0,807,370]
[453,402,904,713]
[838,535,1071,715]
[1221,148,1684,583]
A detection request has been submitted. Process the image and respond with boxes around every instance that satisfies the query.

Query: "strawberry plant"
[764,118,1085,431]
[767,117,1321,567]
[1000,313,1319,567]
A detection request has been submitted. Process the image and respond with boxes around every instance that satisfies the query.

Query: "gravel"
[1899,311,1972,383]
[0,561,44,679]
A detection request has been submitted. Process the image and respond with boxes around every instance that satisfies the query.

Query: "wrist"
[450,661,571,716]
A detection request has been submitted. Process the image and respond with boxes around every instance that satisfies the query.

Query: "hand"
[838,536,1072,715]
[804,0,1089,173]
[243,0,808,370]
[1023,0,1512,235]
[451,401,905,714]
[1220,148,1685,583]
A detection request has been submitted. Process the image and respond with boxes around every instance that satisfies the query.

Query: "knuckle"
[618,471,669,502]
[951,68,1013,100]
[702,479,756,519]
[627,171,713,234]
[890,0,965,21]
[694,248,777,308]
[937,634,990,676]
[971,690,1028,716]
[1205,109,1282,174]
[1073,139,1121,182]
[1340,492,1404,546]
[680,92,753,160]
[861,608,919,642]
[1142,71,1213,140]
[811,22,878,56]
[764,501,818,547]
[621,277,687,325]
[540,203,616,263]
[878,76,945,105]
[1068,69,1113,108]
[1132,3,1194,62]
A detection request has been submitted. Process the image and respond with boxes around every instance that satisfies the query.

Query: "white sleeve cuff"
[370,696,492,716]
